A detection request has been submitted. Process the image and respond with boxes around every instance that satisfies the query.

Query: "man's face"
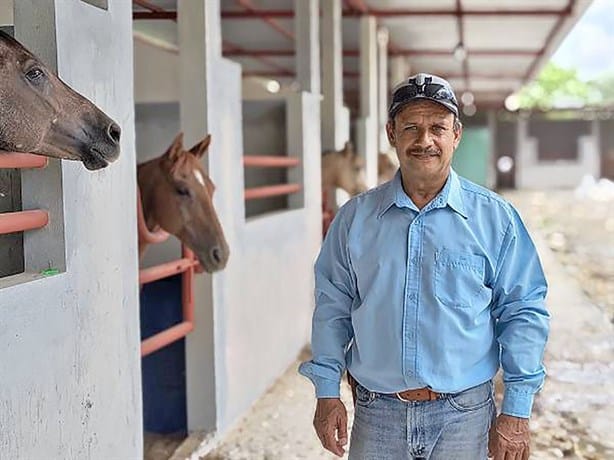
[386,100,461,181]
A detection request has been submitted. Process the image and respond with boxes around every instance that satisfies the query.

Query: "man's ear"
[386,120,396,147]
[453,123,463,150]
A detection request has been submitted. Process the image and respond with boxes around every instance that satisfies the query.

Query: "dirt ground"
[146,188,614,460]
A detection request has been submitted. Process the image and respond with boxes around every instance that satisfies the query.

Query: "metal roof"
[133,0,593,110]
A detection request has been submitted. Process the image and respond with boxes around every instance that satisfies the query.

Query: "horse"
[0,31,120,170]
[378,152,399,184]
[321,141,367,235]
[321,141,368,196]
[137,133,229,273]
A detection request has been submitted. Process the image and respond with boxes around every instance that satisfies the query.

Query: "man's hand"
[488,414,530,460]
[313,398,348,457]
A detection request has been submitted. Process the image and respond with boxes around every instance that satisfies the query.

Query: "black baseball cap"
[388,73,459,119]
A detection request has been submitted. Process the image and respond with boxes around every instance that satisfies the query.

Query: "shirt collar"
[377,169,467,219]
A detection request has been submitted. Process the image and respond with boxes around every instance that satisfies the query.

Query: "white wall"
[0,0,12,25]
[209,76,321,431]
[133,39,178,104]
[0,1,141,458]
[516,119,601,189]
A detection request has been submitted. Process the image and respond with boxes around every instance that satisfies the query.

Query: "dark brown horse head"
[138,133,230,273]
[0,31,120,170]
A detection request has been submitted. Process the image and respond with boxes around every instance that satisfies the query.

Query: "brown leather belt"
[347,372,441,403]
[394,387,440,402]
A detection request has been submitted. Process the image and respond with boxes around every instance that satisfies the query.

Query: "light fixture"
[266,79,281,94]
[462,103,476,116]
[453,42,467,62]
[504,94,520,111]
[461,91,474,106]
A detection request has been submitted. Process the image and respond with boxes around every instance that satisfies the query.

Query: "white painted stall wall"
[516,119,601,189]
[210,81,321,432]
[133,39,178,104]
[0,0,12,24]
[0,2,142,459]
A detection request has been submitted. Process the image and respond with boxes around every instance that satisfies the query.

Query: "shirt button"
[408,293,416,301]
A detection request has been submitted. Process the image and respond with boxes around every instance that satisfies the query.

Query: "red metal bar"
[132,0,176,21]
[243,70,359,78]
[0,152,48,169]
[0,210,49,235]
[141,321,194,357]
[345,0,368,14]
[243,156,300,167]
[140,245,197,356]
[244,183,301,200]
[139,257,197,284]
[236,0,295,42]
[220,8,569,19]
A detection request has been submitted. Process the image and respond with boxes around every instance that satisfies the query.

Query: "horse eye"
[25,67,45,83]
[175,186,191,197]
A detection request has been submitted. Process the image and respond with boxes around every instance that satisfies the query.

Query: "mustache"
[407,147,441,156]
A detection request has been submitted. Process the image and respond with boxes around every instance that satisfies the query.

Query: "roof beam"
[220,8,571,19]
[236,0,295,42]
[134,8,572,20]
[223,48,540,58]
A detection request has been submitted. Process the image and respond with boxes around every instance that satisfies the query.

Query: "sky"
[550,0,614,80]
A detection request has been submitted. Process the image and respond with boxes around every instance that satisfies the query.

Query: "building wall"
[0,2,142,458]
[516,117,600,189]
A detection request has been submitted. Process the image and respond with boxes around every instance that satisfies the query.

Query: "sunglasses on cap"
[389,75,459,119]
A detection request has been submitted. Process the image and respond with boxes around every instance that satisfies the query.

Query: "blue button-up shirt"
[299,170,549,418]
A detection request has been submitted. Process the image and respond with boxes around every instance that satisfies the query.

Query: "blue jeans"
[349,380,495,460]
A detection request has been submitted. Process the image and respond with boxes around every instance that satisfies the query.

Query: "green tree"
[590,71,614,105]
[518,62,601,110]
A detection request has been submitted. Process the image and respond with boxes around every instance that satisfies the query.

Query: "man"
[299,73,549,460]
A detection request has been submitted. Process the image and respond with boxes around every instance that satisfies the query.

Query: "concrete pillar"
[390,55,411,88]
[515,117,529,188]
[356,15,378,188]
[7,1,141,458]
[295,0,320,94]
[592,118,601,177]
[377,27,390,153]
[178,0,220,433]
[321,0,344,151]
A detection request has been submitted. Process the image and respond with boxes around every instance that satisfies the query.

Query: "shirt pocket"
[434,250,491,309]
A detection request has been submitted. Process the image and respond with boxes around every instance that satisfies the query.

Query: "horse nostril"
[107,122,121,144]
[211,246,223,264]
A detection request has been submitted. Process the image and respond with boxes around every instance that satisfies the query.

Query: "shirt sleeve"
[490,205,550,418]
[298,206,356,399]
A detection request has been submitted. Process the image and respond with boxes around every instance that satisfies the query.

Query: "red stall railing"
[137,188,199,357]
[0,152,49,236]
[243,155,301,200]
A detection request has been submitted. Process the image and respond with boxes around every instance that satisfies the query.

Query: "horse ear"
[165,132,184,162]
[189,134,211,159]
[343,141,354,157]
